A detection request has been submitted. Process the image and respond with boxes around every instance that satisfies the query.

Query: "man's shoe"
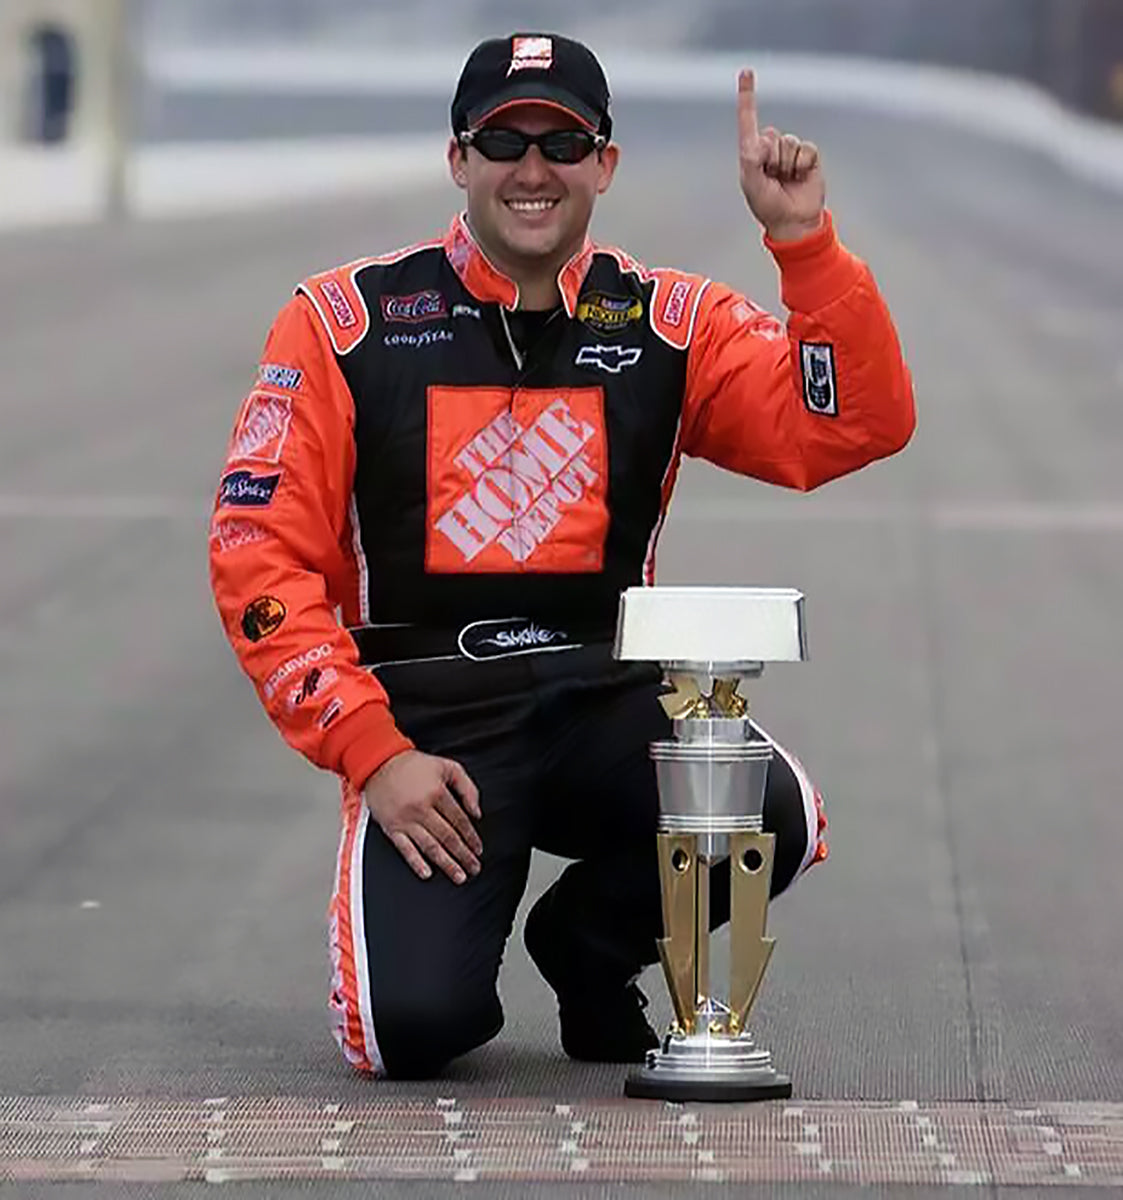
[557,981,661,1064]
[524,894,661,1063]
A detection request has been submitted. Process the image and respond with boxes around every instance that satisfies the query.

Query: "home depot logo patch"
[427,386,608,572]
[509,36,553,74]
[228,390,292,464]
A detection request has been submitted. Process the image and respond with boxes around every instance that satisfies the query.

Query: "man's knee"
[342,992,504,1080]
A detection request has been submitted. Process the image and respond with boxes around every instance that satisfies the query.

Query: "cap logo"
[508,36,553,74]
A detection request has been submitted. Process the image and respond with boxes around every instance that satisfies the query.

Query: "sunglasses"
[458,127,606,165]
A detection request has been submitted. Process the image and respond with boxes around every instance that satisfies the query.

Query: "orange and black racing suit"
[209,212,915,1076]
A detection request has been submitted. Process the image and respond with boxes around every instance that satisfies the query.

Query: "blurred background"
[2,1,1123,1194]
[139,0,1123,121]
[3,0,1123,151]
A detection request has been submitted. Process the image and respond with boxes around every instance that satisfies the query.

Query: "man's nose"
[513,146,552,184]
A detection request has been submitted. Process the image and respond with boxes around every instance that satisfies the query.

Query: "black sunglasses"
[458,127,606,165]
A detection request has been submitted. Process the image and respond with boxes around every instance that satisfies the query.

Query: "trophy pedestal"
[625,1027,792,1102]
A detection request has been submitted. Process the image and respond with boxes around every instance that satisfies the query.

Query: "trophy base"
[623,1028,792,1103]
[624,1068,792,1103]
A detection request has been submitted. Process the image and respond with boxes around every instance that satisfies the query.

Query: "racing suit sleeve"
[679,210,915,488]
[208,294,414,792]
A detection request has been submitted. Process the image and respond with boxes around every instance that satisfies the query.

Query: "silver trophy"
[614,586,808,1102]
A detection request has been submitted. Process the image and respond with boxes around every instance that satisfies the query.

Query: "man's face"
[448,104,619,273]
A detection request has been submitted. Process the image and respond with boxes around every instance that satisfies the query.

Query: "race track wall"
[691,0,1123,122]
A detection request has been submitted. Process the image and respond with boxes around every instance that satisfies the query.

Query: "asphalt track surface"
[2,101,1123,1196]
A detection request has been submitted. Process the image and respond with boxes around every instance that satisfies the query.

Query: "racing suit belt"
[349,616,617,668]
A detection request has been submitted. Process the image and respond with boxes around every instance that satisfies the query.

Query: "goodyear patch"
[576,292,643,337]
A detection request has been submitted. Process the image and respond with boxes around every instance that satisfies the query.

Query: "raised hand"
[737,68,826,242]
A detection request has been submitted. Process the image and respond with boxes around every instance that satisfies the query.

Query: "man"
[209,32,914,1080]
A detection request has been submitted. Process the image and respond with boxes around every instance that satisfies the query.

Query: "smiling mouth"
[504,198,561,214]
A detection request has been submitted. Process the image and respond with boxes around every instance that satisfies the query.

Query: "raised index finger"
[738,68,760,149]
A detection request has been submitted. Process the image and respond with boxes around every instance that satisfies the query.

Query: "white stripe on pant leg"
[349,806,385,1076]
[332,816,346,896]
[769,736,821,877]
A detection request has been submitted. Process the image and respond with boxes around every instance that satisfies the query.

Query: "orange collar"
[443,213,595,317]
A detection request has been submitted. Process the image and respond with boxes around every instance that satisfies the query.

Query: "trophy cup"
[614,586,808,1102]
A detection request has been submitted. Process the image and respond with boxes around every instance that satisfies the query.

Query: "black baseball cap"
[451,33,612,139]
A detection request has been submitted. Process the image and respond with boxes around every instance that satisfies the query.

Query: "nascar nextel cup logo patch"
[800,342,838,416]
[576,293,643,336]
[426,386,608,573]
[241,596,286,642]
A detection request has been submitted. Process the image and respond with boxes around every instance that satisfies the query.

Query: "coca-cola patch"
[380,289,448,324]
[228,390,293,464]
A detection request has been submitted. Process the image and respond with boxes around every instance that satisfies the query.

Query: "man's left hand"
[737,68,826,242]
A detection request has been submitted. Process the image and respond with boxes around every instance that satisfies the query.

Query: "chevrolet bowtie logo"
[575,344,644,374]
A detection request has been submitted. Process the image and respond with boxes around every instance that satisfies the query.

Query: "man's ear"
[596,142,620,195]
[447,137,468,189]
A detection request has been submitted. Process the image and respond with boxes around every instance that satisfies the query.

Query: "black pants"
[337,645,820,1079]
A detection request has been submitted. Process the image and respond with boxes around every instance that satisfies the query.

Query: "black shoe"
[524,899,660,1063]
[557,981,661,1064]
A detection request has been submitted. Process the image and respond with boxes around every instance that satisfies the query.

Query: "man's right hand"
[361,750,482,884]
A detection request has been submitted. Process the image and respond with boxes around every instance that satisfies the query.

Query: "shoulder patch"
[297,240,445,355]
[649,271,709,350]
[297,264,372,356]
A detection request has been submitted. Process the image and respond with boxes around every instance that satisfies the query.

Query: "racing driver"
[208,32,916,1079]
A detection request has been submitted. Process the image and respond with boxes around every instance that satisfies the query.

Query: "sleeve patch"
[228,390,293,464]
[800,341,838,417]
[649,271,708,350]
[257,362,303,390]
[662,280,692,327]
[297,267,372,355]
[319,279,357,329]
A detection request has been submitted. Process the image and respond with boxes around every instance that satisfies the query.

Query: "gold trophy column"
[728,830,777,1035]
[656,833,699,1035]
